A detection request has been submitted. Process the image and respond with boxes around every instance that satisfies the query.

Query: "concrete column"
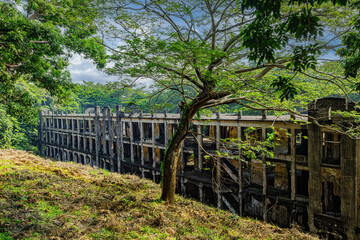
[140,111,145,178]
[83,136,87,152]
[95,106,101,167]
[196,125,203,171]
[116,106,123,173]
[181,178,187,197]
[107,108,115,172]
[341,135,356,239]
[308,124,322,234]
[290,128,296,200]
[77,119,80,133]
[262,127,268,221]
[61,133,64,147]
[261,110,267,120]
[130,112,134,163]
[102,108,108,155]
[216,111,222,208]
[238,123,243,216]
[50,116,54,145]
[199,182,204,202]
[180,148,185,174]
[89,137,93,166]
[164,110,169,146]
[38,111,44,155]
[88,119,92,133]
[77,135,80,152]
[356,139,360,233]
[151,114,157,181]
[71,118,75,149]
[152,119,156,169]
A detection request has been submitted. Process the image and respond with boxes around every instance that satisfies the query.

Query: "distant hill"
[0,149,317,239]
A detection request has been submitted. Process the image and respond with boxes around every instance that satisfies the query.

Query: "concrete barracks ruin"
[39,98,360,239]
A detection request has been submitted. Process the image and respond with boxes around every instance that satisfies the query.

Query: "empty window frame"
[274,128,290,155]
[322,181,341,217]
[143,123,152,141]
[296,170,309,197]
[295,129,308,156]
[322,133,340,165]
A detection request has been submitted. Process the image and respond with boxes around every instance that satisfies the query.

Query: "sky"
[68,54,118,84]
[68,54,154,88]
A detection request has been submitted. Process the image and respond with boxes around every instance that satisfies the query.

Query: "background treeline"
[2,79,352,153]
[0,81,265,153]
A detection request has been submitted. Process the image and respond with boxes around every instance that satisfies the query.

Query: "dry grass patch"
[0,149,317,239]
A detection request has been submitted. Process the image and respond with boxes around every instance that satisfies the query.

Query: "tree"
[102,0,359,203]
[0,0,107,122]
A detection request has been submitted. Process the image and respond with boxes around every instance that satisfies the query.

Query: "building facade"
[38,98,360,239]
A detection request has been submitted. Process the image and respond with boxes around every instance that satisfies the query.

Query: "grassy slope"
[0,149,316,240]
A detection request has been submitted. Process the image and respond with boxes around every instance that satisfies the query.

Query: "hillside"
[0,149,316,240]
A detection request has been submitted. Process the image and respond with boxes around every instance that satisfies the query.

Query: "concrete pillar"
[238,123,243,216]
[262,110,267,120]
[237,110,242,119]
[308,124,322,234]
[130,112,134,163]
[38,111,44,155]
[356,139,360,236]
[216,111,222,208]
[180,148,185,173]
[77,135,80,152]
[199,182,204,202]
[151,113,157,181]
[77,119,80,133]
[89,137,94,166]
[262,127,268,221]
[164,110,169,146]
[196,124,203,171]
[107,108,115,172]
[140,111,145,178]
[102,108,108,155]
[290,128,296,200]
[152,120,156,169]
[116,105,123,173]
[95,106,101,167]
[83,136,87,152]
[341,135,356,239]
[181,177,187,197]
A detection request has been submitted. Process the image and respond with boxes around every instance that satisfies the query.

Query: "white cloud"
[68,54,153,89]
[68,54,118,83]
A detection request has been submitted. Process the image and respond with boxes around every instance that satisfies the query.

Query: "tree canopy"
[0,0,107,121]
[99,0,360,203]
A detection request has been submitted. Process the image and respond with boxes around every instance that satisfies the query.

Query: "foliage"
[217,127,279,162]
[46,81,184,113]
[0,0,106,121]
[99,0,360,203]
[0,107,37,152]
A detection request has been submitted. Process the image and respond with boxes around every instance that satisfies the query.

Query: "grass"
[0,149,317,239]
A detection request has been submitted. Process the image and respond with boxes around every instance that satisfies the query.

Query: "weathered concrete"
[39,97,359,239]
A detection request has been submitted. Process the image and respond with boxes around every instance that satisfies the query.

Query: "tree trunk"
[160,113,191,203]
[161,90,213,203]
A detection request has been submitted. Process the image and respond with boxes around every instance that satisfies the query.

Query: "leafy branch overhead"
[0,0,107,121]
[270,76,298,102]
[98,0,360,203]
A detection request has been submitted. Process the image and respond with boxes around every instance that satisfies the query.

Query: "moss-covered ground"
[0,149,316,239]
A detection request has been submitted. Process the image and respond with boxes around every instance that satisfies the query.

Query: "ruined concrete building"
[38,98,360,239]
